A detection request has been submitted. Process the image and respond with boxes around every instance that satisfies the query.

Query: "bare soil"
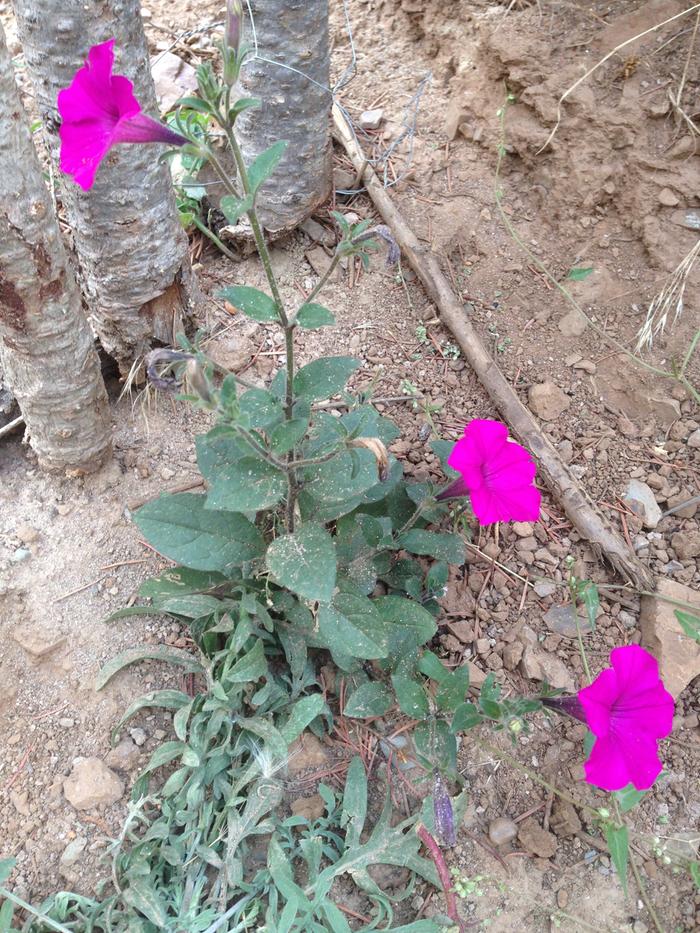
[1,0,698,929]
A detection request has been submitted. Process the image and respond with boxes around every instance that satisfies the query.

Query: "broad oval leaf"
[134,493,265,572]
[266,524,337,604]
[296,303,336,329]
[343,682,393,719]
[220,192,254,225]
[374,596,437,649]
[391,674,430,719]
[111,689,191,742]
[206,457,287,512]
[218,285,279,322]
[280,694,326,743]
[318,596,389,660]
[294,356,361,400]
[395,529,465,565]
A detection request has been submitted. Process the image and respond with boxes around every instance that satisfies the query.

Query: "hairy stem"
[297,250,343,311]
[191,214,239,262]
[612,800,664,933]
[415,823,466,932]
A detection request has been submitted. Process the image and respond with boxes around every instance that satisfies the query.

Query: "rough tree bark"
[12,0,196,371]
[236,0,332,235]
[0,25,111,472]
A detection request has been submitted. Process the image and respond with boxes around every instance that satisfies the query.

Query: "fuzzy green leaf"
[675,609,700,644]
[343,682,393,718]
[206,457,287,512]
[280,694,326,743]
[111,689,191,742]
[269,418,309,455]
[374,596,437,650]
[296,303,336,329]
[451,701,483,732]
[196,430,248,482]
[226,638,267,683]
[613,783,647,813]
[238,388,284,429]
[318,595,389,660]
[219,193,254,225]
[219,285,278,322]
[604,823,629,894]
[566,266,594,281]
[0,859,14,886]
[436,665,470,712]
[96,646,203,691]
[395,529,465,564]
[248,140,288,193]
[391,674,430,718]
[122,878,169,927]
[134,493,265,572]
[294,356,361,400]
[266,524,337,604]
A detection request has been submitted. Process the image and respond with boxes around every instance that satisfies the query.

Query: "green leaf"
[219,193,254,225]
[269,418,308,455]
[451,702,483,731]
[321,902,353,933]
[229,97,261,120]
[226,639,267,683]
[690,861,700,889]
[302,450,379,506]
[566,266,594,281]
[134,493,265,572]
[343,682,393,718]
[578,580,599,632]
[604,823,629,895]
[248,140,288,193]
[414,720,457,771]
[417,651,450,683]
[391,674,430,719]
[111,689,191,741]
[196,429,248,482]
[238,388,285,429]
[96,646,203,690]
[0,899,14,933]
[341,756,368,847]
[675,609,700,644]
[395,529,465,564]
[266,524,337,604]
[174,95,213,113]
[280,694,326,743]
[318,595,389,660]
[218,285,278,322]
[0,859,14,886]
[613,783,647,813]
[374,596,437,651]
[436,665,470,712]
[294,356,361,400]
[206,457,286,512]
[296,303,336,329]
[123,878,169,927]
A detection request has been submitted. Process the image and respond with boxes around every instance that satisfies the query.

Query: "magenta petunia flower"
[57,39,187,190]
[436,419,540,525]
[578,645,674,792]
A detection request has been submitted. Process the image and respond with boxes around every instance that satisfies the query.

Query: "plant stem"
[236,427,287,470]
[612,800,664,933]
[191,214,239,262]
[415,823,466,932]
[0,888,74,933]
[297,250,343,310]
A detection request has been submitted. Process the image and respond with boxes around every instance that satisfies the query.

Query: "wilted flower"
[578,645,674,792]
[432,770,456,847]
[436,419,540,525]
[58,39,187,190]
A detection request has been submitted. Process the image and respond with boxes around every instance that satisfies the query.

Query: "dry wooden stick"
[332,104,653,590]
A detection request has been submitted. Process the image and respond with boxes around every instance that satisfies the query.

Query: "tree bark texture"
[0,26,111,472]
[12,0,196,371]
[237,0,332,235]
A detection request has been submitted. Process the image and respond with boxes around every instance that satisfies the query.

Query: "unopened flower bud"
[226,0,243,53]
[185,358,214,405]
[597,807,610,820]
[348,437,390,482]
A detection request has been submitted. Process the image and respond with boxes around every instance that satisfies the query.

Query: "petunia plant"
[24,5,685,928]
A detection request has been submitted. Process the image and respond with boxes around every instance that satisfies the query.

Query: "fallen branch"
[332,104,654,590]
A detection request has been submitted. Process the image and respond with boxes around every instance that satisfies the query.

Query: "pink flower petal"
[585,731,663,792]
[470,481,540,525]
[484,442,537,488]
[58,120,114,190]
[610,645,661,695]
[579,668,618,737]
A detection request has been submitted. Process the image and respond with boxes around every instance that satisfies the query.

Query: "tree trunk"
[12,0,197,371]
[236,0,332,235]
[0,26,111,472]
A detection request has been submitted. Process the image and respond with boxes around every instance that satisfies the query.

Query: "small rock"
[518,817,558,858]
[573,359,596,374]
[528,381,570,421]
[444,100,471,140]
[544,605,594,639]
[12,625,66,660]
[475,638,490,655]
[658,188,679,207]
[624,479,662,529]
[60,837,87,876]
[15,523,39,544]
[10,790,30,816]
[550,800,581,837]
[512,522,533,537]
[300,217,334,246]
[557,889,569,909]
[467,659,487,687]
[333,167,356,192]
[11,548,30,563]
[359,108,384,130]
[151,51,198,113]
[58,718,75,729]
[447,620,474,643]
[520,643,575,691]
[129,727,147,747]
[687,428,700,449]
[534,581,557,598]
[287,733,329,776]
[671,529,700,560]
[105,739,142,772]
[291,793,325,821]
[664,492,698,519]
[63,758,124,810]
[640,579,700,699]
[306,244,341,280]
[502,642,523,670]
[558,309,588,337]
[488,817,518,846]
